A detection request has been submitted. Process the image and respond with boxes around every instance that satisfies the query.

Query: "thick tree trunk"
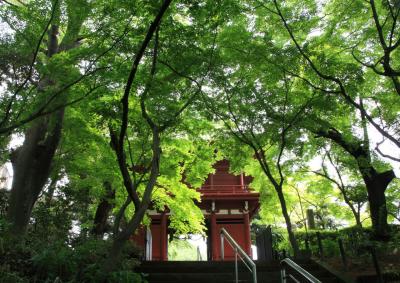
[6,20,66,238]
[91,181,115,237]
[363,170,395,239]
[7,109,64,237]
[275,186,300,257]
[315,128,395,240]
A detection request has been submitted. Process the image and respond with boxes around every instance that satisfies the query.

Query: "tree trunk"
[6,20,65,238]
[113,196,131,236]
[306,209,316,229]
[101,204,149,280]
[275,186,300,257]
[363,170,395,240]
[353,208,362,228]
[315,127,395,240]
[101,127,161,279]
[91,181,115,237]
[340,190,362,227]
[7,109,64,237]
[253,149,300,257]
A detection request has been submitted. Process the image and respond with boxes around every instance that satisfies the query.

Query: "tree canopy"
[0,0,399,281]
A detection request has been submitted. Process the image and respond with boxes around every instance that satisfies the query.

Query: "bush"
[32,243,76,280]
[0,228,146,283]
[0,271,29,283]
[294,225,400,259]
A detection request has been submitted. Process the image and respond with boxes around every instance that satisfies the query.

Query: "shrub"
[31,242,76,281]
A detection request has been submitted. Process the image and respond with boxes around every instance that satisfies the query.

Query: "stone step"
[136,260,342,283]
[138,263,281,273]
[143,272,280,281]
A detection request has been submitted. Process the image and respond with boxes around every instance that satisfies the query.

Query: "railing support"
[235,248,238,283]
[281,267,287,283]
[221,233,224,260]
[220,228,257,283]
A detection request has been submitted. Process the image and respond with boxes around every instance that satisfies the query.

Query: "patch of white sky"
[0,19,13,99]
[2,134,23,186]
[173,3,193,26]
[305,0,329,40]
[307,123,400,178]
[243,8,266,38]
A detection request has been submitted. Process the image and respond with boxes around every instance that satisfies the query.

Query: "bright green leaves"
[1,0,399,247]
[61,0,90,47]
[153,176,204,235]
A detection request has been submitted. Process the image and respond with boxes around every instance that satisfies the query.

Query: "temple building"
[133,160,260,261]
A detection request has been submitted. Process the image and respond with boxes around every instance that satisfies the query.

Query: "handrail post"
[221,233,224,260]
[235,248,239,283]
[281,265,287,283]
[220,228,257,283]
[252,265,257,283]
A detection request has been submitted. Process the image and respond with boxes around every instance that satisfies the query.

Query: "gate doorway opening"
[168,234,207,261]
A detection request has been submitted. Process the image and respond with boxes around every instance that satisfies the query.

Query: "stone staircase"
[135,260,343,283]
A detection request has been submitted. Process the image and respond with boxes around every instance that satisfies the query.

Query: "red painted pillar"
[244,212,251,256]
[240,173,244,190]
[161,212,168,261]
[211,211,219,260]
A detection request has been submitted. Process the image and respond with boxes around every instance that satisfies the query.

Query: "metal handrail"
[220,228,257,283]
[280,258,321,283]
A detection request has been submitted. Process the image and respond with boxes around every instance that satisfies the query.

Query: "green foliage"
[168,238,200,261]
[0,222,146,283]
[32,243,76,280]
[1,0,400,279]
[0,190,8,218]
[295,225,400,257]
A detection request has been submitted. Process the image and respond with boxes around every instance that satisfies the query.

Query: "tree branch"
[369,0,388,50]
[0,0,59,127]
[375,140,400,162]
[118,0,172,150]
[273,0,400,148]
